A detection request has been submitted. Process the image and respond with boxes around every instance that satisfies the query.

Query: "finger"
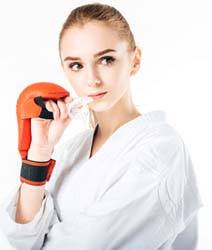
[57,99,68,120]
[49,100,59,120]
[64,96,73,103]
[45,101,54,112]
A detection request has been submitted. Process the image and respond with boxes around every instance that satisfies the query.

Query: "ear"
[130,46,142,76]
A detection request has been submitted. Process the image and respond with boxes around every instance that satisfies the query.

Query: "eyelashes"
[101,56,116,65]
[68,62,83,71]
[68,56,116,72]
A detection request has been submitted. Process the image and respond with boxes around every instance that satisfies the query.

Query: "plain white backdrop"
[0,0,211,249]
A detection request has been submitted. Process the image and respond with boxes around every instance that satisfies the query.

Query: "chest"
[89,135,106,158]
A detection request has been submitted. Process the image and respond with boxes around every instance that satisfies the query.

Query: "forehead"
[60,21,128,58]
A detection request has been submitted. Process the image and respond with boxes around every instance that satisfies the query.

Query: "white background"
[0,0,211,249]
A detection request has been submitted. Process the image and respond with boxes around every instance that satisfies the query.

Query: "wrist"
[27,145,53,162]
[20,158,56,186]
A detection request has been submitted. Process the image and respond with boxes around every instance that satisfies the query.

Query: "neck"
[93,90,142,139]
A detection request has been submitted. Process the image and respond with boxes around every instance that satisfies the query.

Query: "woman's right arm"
[0,92,75,250]
[14,93,73,225]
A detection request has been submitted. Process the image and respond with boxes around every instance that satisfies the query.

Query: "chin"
[91,103,114,112]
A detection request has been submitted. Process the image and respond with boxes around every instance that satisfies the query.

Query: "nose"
[87,65,102,87]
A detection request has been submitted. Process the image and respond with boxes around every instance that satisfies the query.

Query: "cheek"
[107,63,130,90]
[65,71,85,93]
[103,61,129,83]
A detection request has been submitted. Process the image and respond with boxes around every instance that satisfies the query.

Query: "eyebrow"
[63,49,116,61]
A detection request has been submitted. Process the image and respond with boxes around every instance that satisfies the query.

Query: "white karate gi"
[0,110,203,250]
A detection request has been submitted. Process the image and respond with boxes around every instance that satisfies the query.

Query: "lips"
[88,91,107,97]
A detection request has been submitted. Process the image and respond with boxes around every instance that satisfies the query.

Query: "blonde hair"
[58,3,136,129]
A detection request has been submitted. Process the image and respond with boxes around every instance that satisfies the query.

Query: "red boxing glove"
[16,82,70,186]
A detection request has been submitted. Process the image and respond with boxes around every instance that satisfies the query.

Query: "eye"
[68,62,83,72]
[99,56,115,65]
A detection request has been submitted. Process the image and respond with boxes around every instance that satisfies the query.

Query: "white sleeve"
[158,137,203,250]
[158,215,199,250]
[0,184,57,250]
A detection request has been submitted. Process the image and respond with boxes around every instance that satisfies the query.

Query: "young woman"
[0,3,203,250]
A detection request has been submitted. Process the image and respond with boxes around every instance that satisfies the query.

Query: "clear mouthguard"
[68,96,93,119]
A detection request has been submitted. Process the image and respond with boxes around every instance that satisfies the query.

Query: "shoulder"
[135,122,184,175]
[151,124,184,169]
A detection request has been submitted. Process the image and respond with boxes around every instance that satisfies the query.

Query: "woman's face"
[60,21,136,112]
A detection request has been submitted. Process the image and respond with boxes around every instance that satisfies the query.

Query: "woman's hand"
[28,96,73,160]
